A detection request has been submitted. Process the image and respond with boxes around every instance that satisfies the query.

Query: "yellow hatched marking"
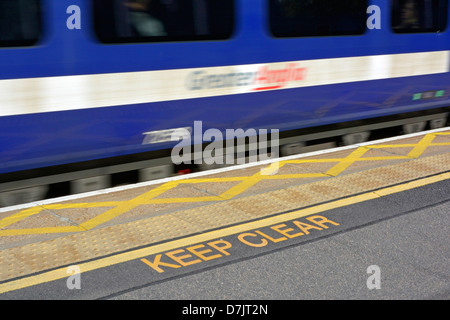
[0,131,449,236]
[260,173,328,180]
[180,177,248,183]
[1,171,449,295]
[220,172,265,200]
[326,147,370,177]
[147,196,224,204]
[0,207,43,229]
[79,180,181,230]
[407,134,438,158]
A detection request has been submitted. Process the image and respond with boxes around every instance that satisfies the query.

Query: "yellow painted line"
[0,207,42,229]
[407,134,437,158]
[78,181,182,230]
[179,177,249,183]
[368,142,450,149]
[352,156,408,161]
[147,196,224,204]
[219,172,264,199]
[1,171,449,295]
[326,147,369,176]
[429,142,450,146]
[286,159,346,163]
[260,161,283,176]
[43,202,121,210]
[260,173,328,180]
[373,174,450,196]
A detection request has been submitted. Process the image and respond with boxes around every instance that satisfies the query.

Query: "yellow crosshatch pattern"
[1,132,449,236]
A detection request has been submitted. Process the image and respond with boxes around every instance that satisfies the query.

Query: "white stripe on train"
[0,51,448,117]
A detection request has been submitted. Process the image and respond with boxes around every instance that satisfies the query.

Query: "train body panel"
[1,0,450,178]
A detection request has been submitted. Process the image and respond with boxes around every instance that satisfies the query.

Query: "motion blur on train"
[0,0,449,207]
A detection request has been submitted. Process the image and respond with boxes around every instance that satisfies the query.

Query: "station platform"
[1,128,449,298]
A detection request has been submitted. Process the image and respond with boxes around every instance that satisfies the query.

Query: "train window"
[0,0,41,47]
[392,0,448,33]
[269,0,368,37]
[93,0,235,43]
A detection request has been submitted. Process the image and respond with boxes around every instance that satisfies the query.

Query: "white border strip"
[1,126,449,214]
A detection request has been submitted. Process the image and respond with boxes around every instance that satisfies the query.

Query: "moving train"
[1,0,449,206]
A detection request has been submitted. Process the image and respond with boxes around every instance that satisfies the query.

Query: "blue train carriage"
[0,0,449,206]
